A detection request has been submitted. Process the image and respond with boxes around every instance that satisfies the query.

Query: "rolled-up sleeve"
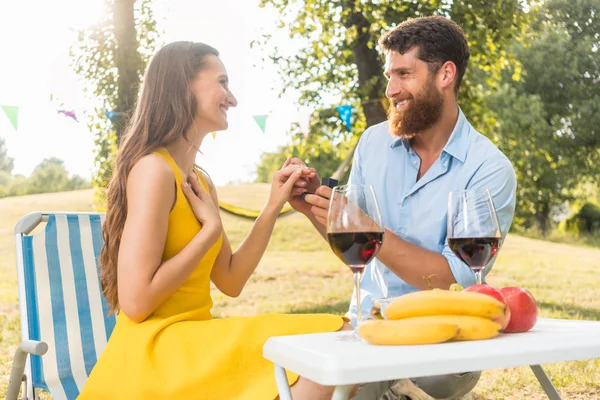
[442,243,477,288]
[443,154,517,286]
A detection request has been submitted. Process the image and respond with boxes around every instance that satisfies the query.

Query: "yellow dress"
[78,148,344,399]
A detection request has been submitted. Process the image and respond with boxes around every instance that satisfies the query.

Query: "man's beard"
[388,80,444,140]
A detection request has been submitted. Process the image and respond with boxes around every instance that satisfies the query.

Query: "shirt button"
[407,194,412,199]
[412,161,417,166]
[400,229,407,235]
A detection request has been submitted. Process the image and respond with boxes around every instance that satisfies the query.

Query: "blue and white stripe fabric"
[21,214,116,399]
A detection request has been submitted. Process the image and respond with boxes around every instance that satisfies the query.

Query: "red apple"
[463,284,512,331]
[500,286,538,333]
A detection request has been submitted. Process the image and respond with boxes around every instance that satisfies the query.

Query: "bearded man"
[289,16,518,399]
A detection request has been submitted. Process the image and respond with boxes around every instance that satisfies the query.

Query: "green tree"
[26,158,90,195]
[9,174,28,197]
[0,138,13,197]
[72,0,159,208]
[66,175,92,191]
[0,137,14,173]
[27,158,71,194]
[490,0,600,234]
[258,0,527,130]
[487,86,568,233]
[255,0,529,179]
[0,170,11,198]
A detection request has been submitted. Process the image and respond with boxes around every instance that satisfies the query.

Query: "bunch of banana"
[359,289,506,345]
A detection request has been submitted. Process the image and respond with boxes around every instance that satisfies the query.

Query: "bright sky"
[0,0,308,185]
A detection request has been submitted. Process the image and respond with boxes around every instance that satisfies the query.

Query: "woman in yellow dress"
[77,41,356,400]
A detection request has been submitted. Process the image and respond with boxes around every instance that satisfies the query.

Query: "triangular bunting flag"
[336,105,353,131]
[58,109,78,122]
[211,132,217,139]
[105,110,124,121]
[1,105,19,130]
[253,115,268,133]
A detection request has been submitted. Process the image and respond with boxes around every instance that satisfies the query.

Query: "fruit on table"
[383,289,506,321]
[463,284,512,330]
[358,319,460,345]
[360,289,508,345]
[370,303,384,320]
[500,286,539,333]
[449,283,464,292]
[398,315,501,341]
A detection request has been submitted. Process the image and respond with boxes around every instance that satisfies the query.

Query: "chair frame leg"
[5,341,48,400]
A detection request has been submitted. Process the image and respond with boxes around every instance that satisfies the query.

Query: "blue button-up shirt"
[346,107,517,325]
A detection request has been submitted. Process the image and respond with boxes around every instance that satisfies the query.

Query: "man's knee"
[353,371,481,400]
[410,371,481,399]
[351,379,398,400]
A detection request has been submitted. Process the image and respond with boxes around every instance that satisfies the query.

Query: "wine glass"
[447,189,502,285]
[327,184,384,335]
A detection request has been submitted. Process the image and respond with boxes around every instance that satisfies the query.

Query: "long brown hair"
[100,42,219,312]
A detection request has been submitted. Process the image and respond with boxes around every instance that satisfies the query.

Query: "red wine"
[349,266,366,274]
[327,232,383,267]
[448,237,501,271]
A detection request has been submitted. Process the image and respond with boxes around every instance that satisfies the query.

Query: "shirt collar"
[442,107,468,163]
[389,106,469,163]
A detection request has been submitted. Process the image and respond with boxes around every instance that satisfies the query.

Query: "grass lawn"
[1,187,599,399]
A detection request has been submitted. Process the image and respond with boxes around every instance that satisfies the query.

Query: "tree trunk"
[536,201,551,237]
[113,0,142,143]
[342,3,388,128]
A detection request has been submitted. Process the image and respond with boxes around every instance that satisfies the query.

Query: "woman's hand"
[286,158,320,193]
[283,158,320,216]
[181,176,222,241]
[266,162,312,212]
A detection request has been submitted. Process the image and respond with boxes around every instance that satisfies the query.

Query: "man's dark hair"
[379,16,470,94]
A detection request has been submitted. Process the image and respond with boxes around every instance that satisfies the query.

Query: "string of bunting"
[2,95,387,136]
[1,96,382,221]
[3,96,386,136]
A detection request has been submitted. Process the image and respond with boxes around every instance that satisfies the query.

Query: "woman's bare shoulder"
[126,154,176,207]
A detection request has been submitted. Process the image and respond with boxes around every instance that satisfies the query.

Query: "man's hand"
[305,185,382,231]
[303,185,332,226]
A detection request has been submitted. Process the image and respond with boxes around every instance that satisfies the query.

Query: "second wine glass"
[326,184,384,332]
[447,188,502,285]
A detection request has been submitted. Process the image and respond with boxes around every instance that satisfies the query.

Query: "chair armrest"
[5,341,48,400]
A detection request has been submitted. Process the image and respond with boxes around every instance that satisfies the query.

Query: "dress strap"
[153,147,184,186]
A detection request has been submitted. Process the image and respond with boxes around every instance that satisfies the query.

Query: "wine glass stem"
[354,270,362,330]
[475,270,483,285]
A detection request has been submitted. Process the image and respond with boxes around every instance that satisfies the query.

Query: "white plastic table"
[263,318,600,400]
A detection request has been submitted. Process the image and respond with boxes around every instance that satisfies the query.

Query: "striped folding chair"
[6,212,116,400]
